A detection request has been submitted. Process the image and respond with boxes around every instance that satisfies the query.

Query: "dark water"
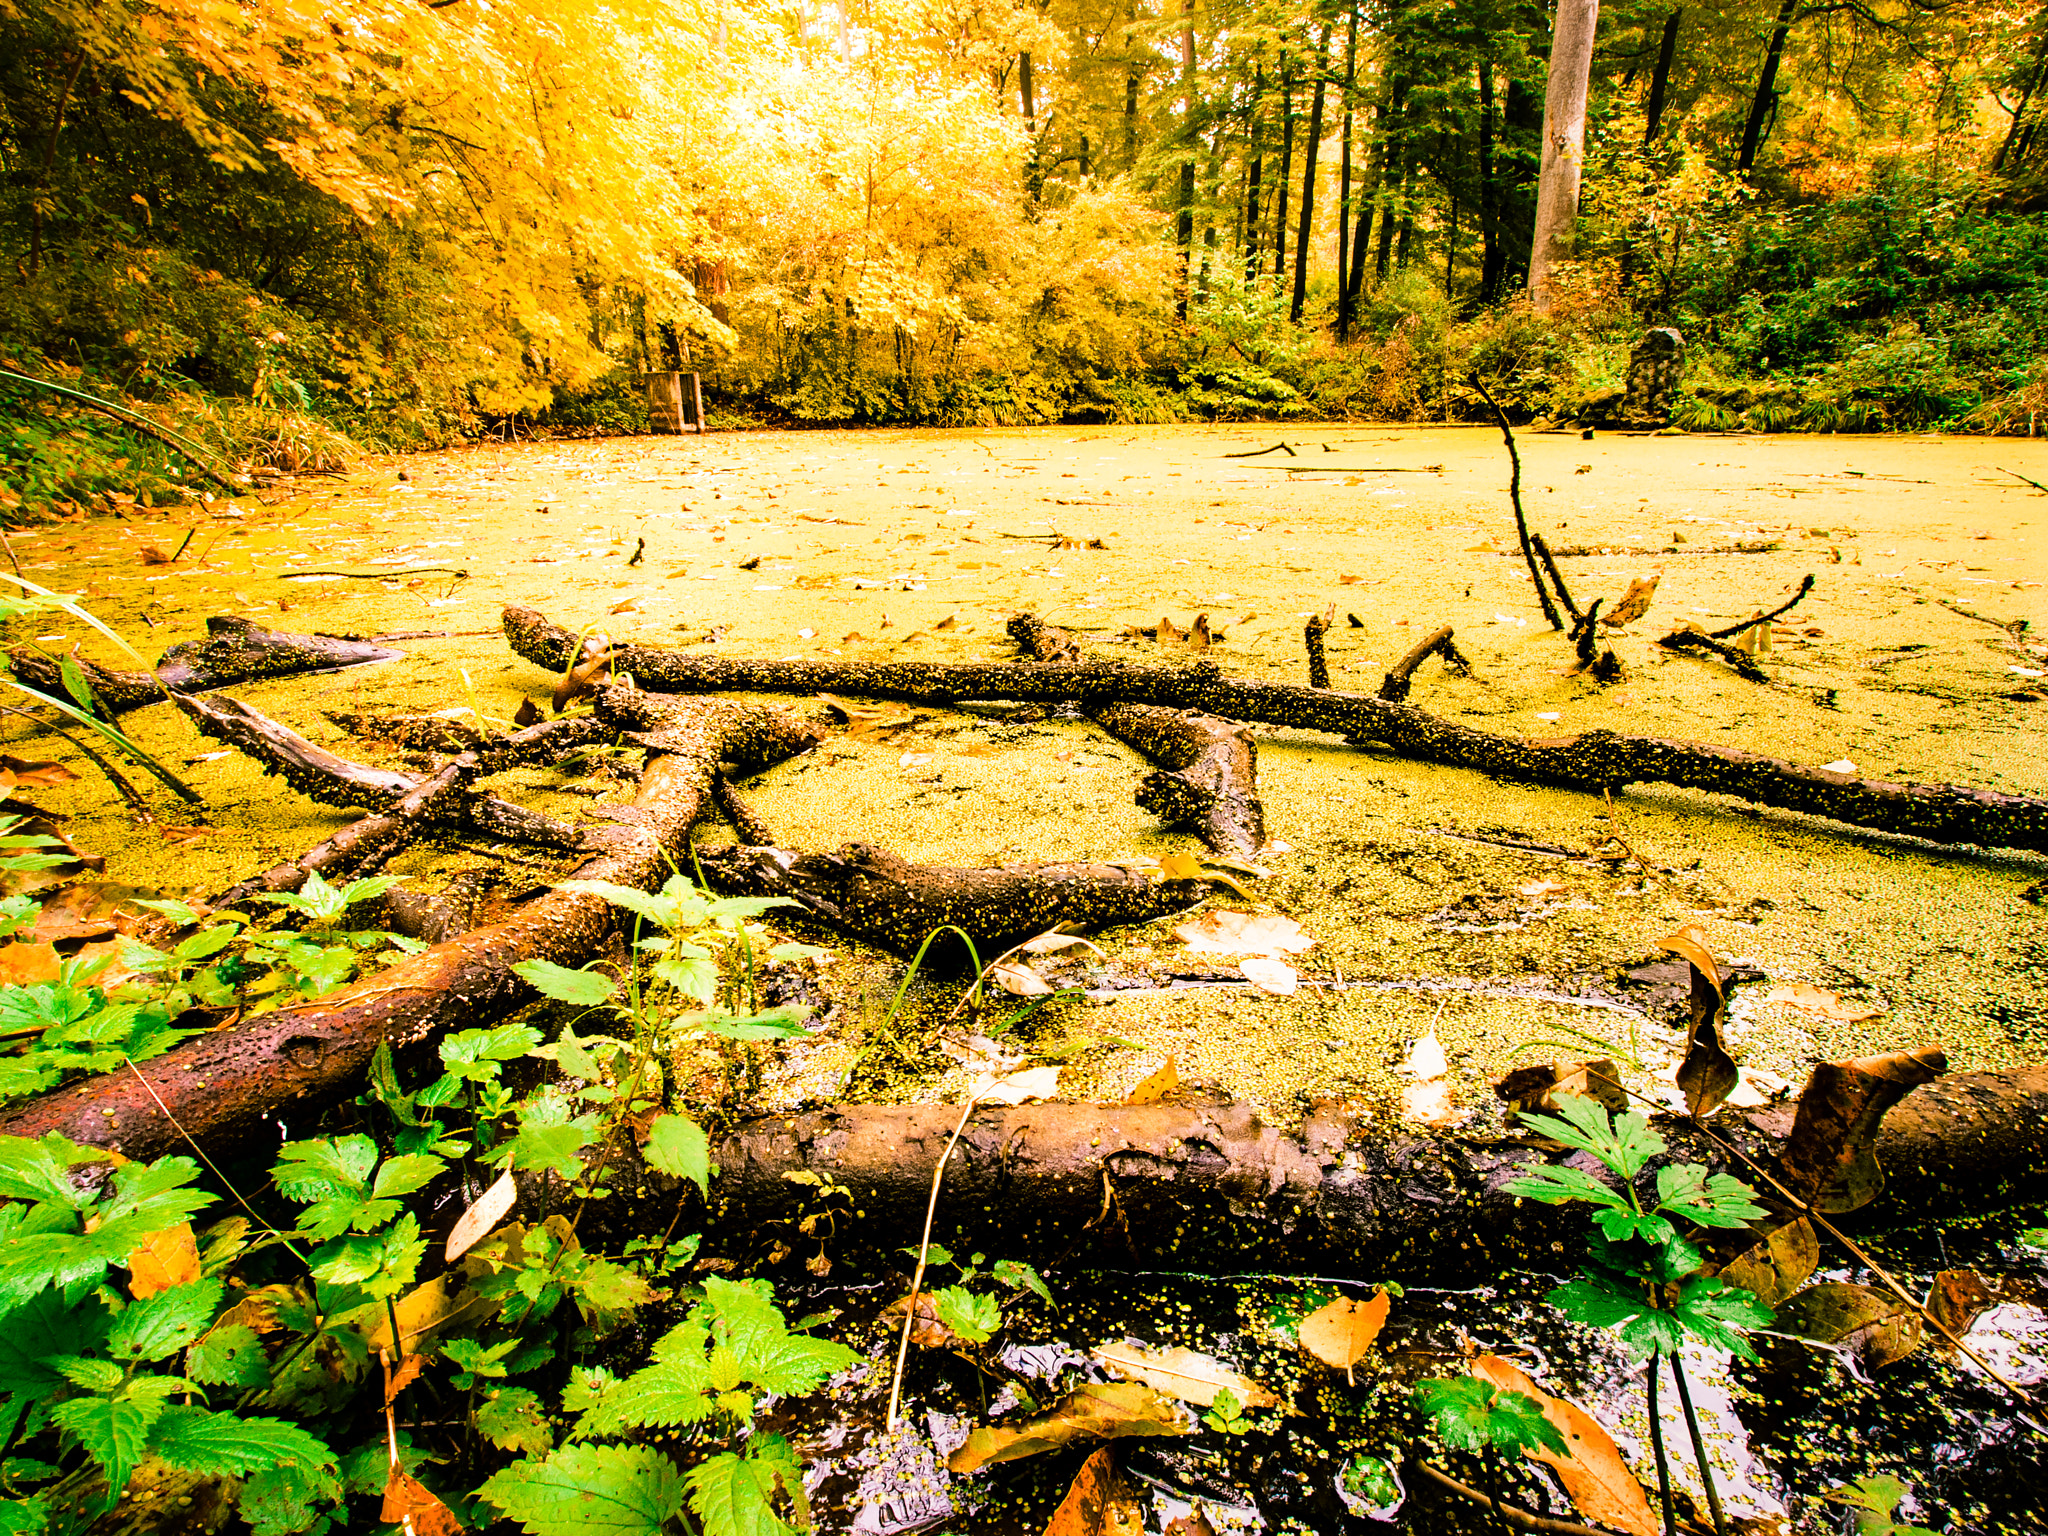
[756,1202,2048,1536]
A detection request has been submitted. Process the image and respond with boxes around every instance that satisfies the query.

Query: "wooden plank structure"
[642,370,704,433]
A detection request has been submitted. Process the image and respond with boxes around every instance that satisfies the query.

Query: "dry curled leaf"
[1400,1078,1458,1126]
[1775,1282,1923,1370]
[381,1467,463,1536]
[1090,1342,1281,1409]
[989,961,1054,997]
[975,1065,1062,1106]
[1659,927,1737,1119]
[1470,1355,1657,1536]
[1042,1446,1145,1536]
[1495,1059,1626,1116]
[1716,1214,1819,1307]
[947,1382,1193,1474]
[1297,1290,1390,1382]
[0,756,79,788]
[511,696,542,728]
[1926,1269,1995,1340]
[1125,1056,1179,1106]
[1021,930,1105,957]
[444,1170,518,1263]
[1174,909,1312,957]
[1600,573,1660,627]
[1779,1047,1947,1213]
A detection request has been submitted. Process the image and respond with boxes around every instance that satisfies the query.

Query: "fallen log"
[663,1065,2048,1276]
[504,605,2048,853]
[8,617,401,715]
[1378,624,1470,703]
[0,686,822,1162]
[691,842,1213,961]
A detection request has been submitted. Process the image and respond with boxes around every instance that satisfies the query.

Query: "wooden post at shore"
[642,371,704,433]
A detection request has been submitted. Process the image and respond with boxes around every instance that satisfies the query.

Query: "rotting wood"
[565,1064,2048,1274]
[710,773,778,846]
[0,685,823,1163]
[1304,607,1332,689]
[8,617,402,716]
[1008,614,1265,855]
[505,606,2048,852]
[691,842,1213,962]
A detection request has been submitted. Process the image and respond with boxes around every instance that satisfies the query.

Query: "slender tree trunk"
[1274,56,1295,288]
[1245,67,1265,277]
[1645,10,1682,142]
[1528,0,1601,311]
[1478,60,1502,302]
[1375,81,1404,280]
[1124,0,1142,166]
[1995,24,2048,172]
[1290,23,1333,323]
[1346,94,1384,316]
[1737,0,1799,174]
[27,50,86,280]
[1176,4,1197,317]
[1020,51,1042,201]
[1444,194,1458,296]
[1336,18,1357,339]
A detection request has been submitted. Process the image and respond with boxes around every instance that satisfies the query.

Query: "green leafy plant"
[892,1244,1052,1347]
[1413,1374,1568,1530]
[1505,1093,1773,1536]
[1201,1385,1254,1435]
[1826,1472,1941,1536]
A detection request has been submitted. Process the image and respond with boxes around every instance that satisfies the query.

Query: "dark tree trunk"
[1290,23,1333,323]
[1336,18,1357,338]
[1478,61,1503,301]
[1645,10,1682,142]
[1345,94,1384,320]
[1737,0,1799,174]
[1274,56,1295,286]
[1244,67,1265,276]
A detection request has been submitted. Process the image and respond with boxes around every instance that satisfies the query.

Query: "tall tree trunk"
[1374,81,1405,280]
[1737,0,1799,174]
[1245,67,1265,277]
[1444,193,1458,296]
[1020,51,1042,200]
[1995,23,2048,172]
[1478,60,1503,302]
[1274,56,1295,288]
[1346,91,1387,315]
[1645,10,1682,142]
[1290,23,1333,324]
[1528,0,1601,311]
[1175,3,1197,317]
[27,50,86,280]
[1123,0,1142,166]
[1336,17,1357,340]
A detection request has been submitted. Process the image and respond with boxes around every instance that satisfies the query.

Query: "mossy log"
[8,617,401,715]
[692,842,1213,961]
[0,687,822,1163]
[593,1065,2048,1276]
[504,605,2048,853]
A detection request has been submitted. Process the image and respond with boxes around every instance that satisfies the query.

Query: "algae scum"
[3,427,2046,1529]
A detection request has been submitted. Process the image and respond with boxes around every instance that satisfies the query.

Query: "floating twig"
[1707,574,1816,640]
[1470,376,1564,631]
[1304,607,1332,689]
[1222,441,1297,458]
[283,566,469,581]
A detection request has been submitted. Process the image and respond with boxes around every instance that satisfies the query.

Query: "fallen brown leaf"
[1173,909,1311,957]
[1601,573,1661,627]
[1238,956,1297,995]
[1715,1214,1819,1307]
[1470,1355,1657,1536]
[948,1382,1193,1474]
[1762,982,1884,1023]
[0,756,78,788]
[1297,1290,1391,1383]
[381,1467,462,1536]
[1926,1269,1995,1340]
[1125,1056,1179,1105]
[1090,1342,1281,1409]
[126,1224,203,1298]
[1041,1446,1145,1536]
[1775,1281,1923,1369]
[1779,1046,1947,1213]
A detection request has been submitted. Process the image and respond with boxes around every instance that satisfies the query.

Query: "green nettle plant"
[0,870,863,1536]
[1412,1375,1569,1533]
[1504,1094,1774,1536]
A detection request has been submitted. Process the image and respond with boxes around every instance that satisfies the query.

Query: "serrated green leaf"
[238,1457,344,1536]
[336,874,407,910]
[557,880,682,930]
[371,1153,446,1202]
[480,1443,688,1536]
[1592,1208,1676,1245]
[50,1392,163,1505]
[512,959,620,1007]
[1673,1276,1774,1358]
[932,1286,1001,1344]
[642,1113,710,1197]
[992,1259,1053,1306]
[47,1355,124,1392]
[0,1492,47,1535]
[686,1435,807,1536]
[441,1022,548,1081]
[171,925,241,963]
[477,1387,552,1456]
[272,1137,377,1201]
[1504,1163,1630,1210]
[1656,1164,1769,1228]
[700,1275,860,1395]
[148,1406,335,1477]
[496,1094,595,1181]
[187,1322,271,1387]
[108,1276,222,1362]
[1413,1377,1567,1458]
[0,1133,102,1207]
[652,955,718,1003]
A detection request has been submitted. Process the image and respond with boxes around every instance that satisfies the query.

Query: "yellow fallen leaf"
[1470,1355,1658,1536]
[1763,982,1884,1023]
[1091,1342,1282,1409]
[1174,910,1312,957]
[444,1170,518,1263]
[989,960,1053,996]
[1239,956,1298,995]
[1400,1078,1458,1125]
[1125,1056,1179,1105]
[1298,1290,1391,1383]
[1403,1024,1447,1080]
[126,1224,202,1298]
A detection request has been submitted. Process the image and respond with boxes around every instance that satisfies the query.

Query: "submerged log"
[8,618,401,715]
[504,605,2048,853]
[692,842,1213,961]
[0,686,822,1163]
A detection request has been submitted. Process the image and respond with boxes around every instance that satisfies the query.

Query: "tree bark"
[10,619,403,717]
[665,1065,2048,1275]
[1737,0,1798,174]
[1479,60,1503,302]
[1528,0,1602,311]
[1289,23,1332,324]
[1274,55,1294,287]
[503,607,2048,854]
[1644,10,1683,143]
[1244,67,1265,277]
[1335,19,1356,339]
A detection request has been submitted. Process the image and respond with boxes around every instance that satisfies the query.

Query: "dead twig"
[1657,626,1769,683]
[1470,375,1564,632]
[1412,1460,1616,1536]
[1379,626,1469,703]
[1304,607,1332,690]
[1707,574,1816,640]
[1529,532,1584,625]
